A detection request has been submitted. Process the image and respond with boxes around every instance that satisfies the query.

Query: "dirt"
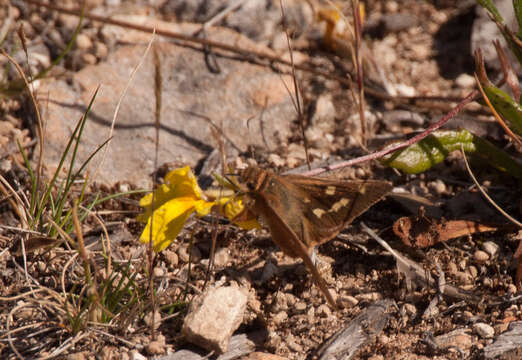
[1,0,521,359]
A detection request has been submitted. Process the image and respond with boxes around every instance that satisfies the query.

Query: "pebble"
[294,302,307,312]
[81,53,97,65]
[267,153,285,167]
[213,247,230,267]
[356,292,382,302]
[467,263,477,276]
[94,41,108,59]
[455,73,476,88]
[338,295,358,308]
[243,352,287,360]
[403,303,417,316]
[507,284,517,294]
[481,241,499,258]
[163,249,178,267]
[182,285,248,353]
[455,271,473,285]
[67,352,87,360]
[152,267,164,277]
[473,322,495,338]
[272,311,288,325]
[474,250,489,262]
[434,329,472,350]
[428,179,446,195]
[145,334,165,355]
[129,351,146,360]
[178,244,202,263]
[316,304,331,318]
[76,33,93,50]
[260,261,278,283]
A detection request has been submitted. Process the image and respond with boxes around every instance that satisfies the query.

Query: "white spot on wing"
[325,186,336,195]
[331,198,350,212]
[313,208,326,218]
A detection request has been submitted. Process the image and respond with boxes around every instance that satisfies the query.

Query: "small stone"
[163,250,178,267]
[316,304,331,318]
[434,329,472,350]
[81,53,97,65]
[76,33,93,50]
[145,335,165,355]
[243,352,287,360]
[272,292,289,312]
[467,265,478,278]
[403,303,417,316]
[385,1,399,12]
[356,292,382,302]
[152,267,164,277]
[129,350,146,360]
[182,285,248,354]
[338,295,358,308]
[143,311,161,330]
[473,322,495,338]
[494,322,510,334]
[294,302,307,312]
[260,261,278,283]
[474,250,490,262]
[57,14,79,33]
[178,244,201,263]
[213,247,230,267]
[481,241,499,259]
[368,355,384,360]
[272,311,288,325]
[455,73,476,88]
[286,334,303,352]
[447,261,458,274]
[428,179,446,195]
[67,352,87,360]
[94,41,108,59]
[455,271,473,285]
[267,153,285,167]
[378,334,390,345]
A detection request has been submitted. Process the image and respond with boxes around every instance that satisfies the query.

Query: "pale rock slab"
[37,20,295,188]
[182,284,248,354]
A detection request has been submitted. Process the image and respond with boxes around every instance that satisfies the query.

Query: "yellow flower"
[138,166,259,252]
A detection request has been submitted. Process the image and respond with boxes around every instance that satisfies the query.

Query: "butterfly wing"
[281,174,392,251]
[249,182,337,308]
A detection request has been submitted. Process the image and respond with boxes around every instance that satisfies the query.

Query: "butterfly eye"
[246,181,256,191]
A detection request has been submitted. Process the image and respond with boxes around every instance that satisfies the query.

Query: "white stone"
[182,285,248,353]
[474,322,495,339]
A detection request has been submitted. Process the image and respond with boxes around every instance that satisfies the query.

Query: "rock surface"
[182,284,248,354]
[37,20,296,188]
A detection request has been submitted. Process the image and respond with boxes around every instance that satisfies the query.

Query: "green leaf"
[514,0,522,37]
[381,129,522,179]
[481,78,522,135]
[477,0,504,23]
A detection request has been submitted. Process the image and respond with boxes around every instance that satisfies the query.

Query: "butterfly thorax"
[238,167,272,193]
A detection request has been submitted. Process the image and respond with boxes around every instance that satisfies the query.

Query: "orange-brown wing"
[252,190,337,309]
[279,175,392,251]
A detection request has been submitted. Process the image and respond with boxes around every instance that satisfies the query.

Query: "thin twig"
[460,144,522,227]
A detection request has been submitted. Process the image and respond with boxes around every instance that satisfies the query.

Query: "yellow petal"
[138,166,204,224]
[193,199,216,216]
[164,165,204,199]
[221,196,261,230]
[139,197,195,252]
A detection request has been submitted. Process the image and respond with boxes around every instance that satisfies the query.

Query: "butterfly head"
[238,166,269,193]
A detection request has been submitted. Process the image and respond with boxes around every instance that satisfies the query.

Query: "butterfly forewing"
[270,175,391,250]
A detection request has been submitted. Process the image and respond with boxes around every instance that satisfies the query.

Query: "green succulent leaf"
[381,129,522,179]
